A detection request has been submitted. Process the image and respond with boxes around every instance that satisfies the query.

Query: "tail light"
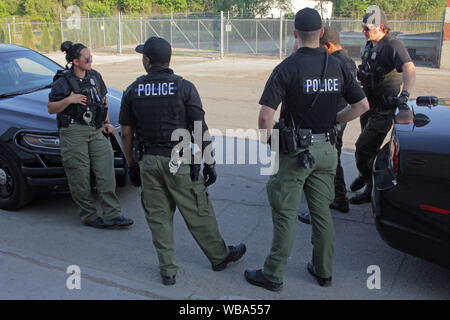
[389,130,399,175]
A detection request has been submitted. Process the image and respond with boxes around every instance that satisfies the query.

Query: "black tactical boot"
[350,182,372,205]
[298,211,311,224]
[350,175,367,192]
[212,243,246,271]
[330,198,350,213]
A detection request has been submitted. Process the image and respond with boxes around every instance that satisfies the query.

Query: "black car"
[0,44,126,210]
[372,96,450,269]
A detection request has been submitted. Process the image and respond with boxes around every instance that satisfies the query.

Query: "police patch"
[303,78,342,94]
[134,81,178,97]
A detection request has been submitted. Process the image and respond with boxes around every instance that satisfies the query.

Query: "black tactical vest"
[55,69,106,128]
[130,72,186,146]
[359,38,402,99]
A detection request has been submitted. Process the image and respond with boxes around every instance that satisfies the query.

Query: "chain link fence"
[0,12,445,67]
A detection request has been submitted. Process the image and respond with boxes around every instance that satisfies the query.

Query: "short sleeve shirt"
[259,47,365,131]
[366,33,412,73]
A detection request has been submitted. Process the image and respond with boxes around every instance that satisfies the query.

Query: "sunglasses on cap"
[362,24,377,32]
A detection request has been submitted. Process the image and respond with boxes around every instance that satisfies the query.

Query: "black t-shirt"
[48,69,107,102]
[259,47,365,132]
[332,49,357,111]
[365,33,412,74]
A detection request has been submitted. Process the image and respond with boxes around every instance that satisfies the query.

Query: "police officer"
[350,8,416,204]
[244,8,369,291]
[119,37,246,286]
[298,26,358,224]
[48,41,133,228]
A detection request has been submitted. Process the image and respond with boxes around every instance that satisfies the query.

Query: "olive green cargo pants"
[60,124,121,223]
[139,155,229,277]
[263,141,337,283]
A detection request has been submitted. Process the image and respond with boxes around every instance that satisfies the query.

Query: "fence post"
[88,13,92,49]
[220,11,224,58]
[170,12,173,46]
[60,10,64,43]
[255,20,258,54]
[140,17,143,43]
[103,16,106,48]
[197,19,200,50]
[12,16,15,34]
[279,11,283,59]
[118,11,122,54]
[7,23,11,44]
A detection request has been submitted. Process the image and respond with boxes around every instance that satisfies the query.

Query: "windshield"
[0,50,62,96]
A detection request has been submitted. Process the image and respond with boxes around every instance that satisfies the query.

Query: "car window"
[0,50,62,96]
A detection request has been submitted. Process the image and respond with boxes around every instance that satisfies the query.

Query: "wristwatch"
[400,90,410,98]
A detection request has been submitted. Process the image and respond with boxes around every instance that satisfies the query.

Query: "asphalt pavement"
[0,136,449,300]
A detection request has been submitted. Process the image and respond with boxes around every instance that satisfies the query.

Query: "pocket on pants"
[192,184,211,216]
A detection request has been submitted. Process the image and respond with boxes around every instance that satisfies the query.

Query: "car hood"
[395,101,450,155]
[0,87,123,132]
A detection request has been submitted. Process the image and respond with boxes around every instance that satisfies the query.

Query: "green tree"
[40,22,51,51]
[52,23,62,51]
[157,0,187,12]
[22,22,35,48]
[85,1,112,16]
[0,1,10,17]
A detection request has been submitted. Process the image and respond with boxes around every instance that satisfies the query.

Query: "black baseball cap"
[295,8,322,32]
[135,36,172,64]
[363,9,388,28]
[320,27,341,45]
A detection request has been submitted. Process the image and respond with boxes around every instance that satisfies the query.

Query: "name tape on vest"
[135,82,177,97]
[303,78,342,94]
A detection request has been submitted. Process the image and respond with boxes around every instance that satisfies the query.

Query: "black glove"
[128,162,141,187]
[203,163,217,187]
[190,163,201,182]
[389,90,409,108]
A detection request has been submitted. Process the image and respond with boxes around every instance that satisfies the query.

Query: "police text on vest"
[304,78,340,93]
[137,82,175,96]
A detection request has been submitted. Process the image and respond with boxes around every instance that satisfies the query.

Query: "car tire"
[0,151,33,210]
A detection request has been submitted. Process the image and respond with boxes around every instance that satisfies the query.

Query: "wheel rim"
[0,162,14,199]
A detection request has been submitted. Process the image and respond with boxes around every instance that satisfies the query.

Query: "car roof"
[0,43,30,53]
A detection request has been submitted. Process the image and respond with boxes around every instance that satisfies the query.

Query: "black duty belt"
[68,118,98,127]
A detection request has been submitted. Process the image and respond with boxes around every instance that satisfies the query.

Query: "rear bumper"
[372,145,450,269]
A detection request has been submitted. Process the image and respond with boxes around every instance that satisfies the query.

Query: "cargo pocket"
[192,183,211,216]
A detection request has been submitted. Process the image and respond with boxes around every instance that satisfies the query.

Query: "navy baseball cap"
[295,8,322,32]
[135,36,172,64]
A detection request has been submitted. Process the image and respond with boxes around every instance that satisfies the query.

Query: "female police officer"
[47,41,133,229]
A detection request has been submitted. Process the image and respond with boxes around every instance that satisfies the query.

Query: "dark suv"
[0,44,126,210]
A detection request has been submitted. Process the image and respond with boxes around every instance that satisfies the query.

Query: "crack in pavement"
[0,249,171,300]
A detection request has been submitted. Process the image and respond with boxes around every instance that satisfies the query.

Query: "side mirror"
[416,96,438,107]
[413,113,431,127]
